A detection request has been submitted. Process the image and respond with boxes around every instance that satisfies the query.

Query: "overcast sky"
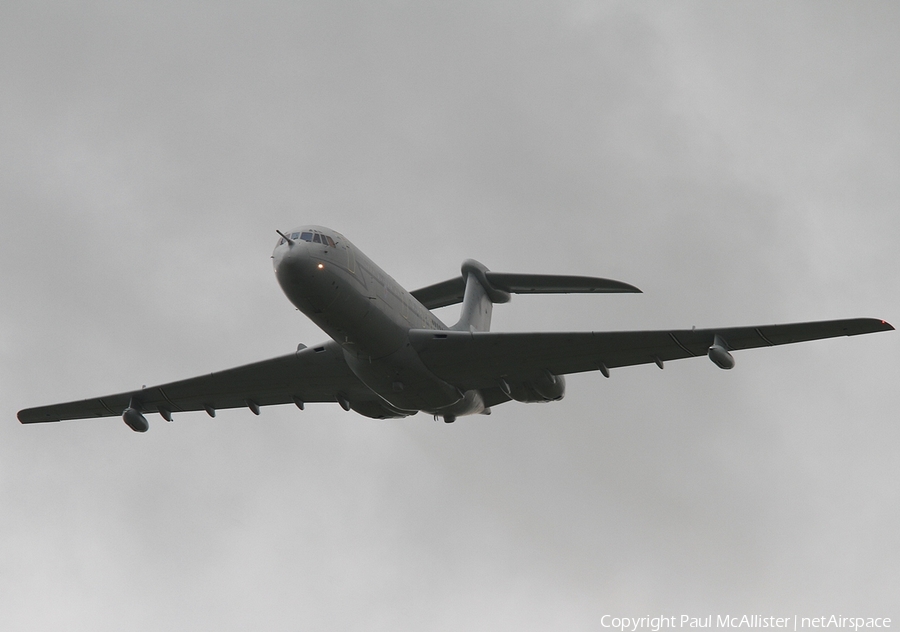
[2,2,899,630]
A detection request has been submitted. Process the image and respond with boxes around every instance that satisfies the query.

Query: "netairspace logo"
[599,615,892,632]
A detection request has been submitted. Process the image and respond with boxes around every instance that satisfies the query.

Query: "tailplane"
[410,259,642,332]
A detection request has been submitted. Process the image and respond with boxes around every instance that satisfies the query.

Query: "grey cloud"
[2,2,898,630]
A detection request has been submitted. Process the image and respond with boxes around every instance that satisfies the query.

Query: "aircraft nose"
[277,235,339,288]
[272,233,309,272]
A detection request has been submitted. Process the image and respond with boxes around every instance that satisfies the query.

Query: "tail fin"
[451,260,510,332]
[411,268,640,311]
[417,260,641,332]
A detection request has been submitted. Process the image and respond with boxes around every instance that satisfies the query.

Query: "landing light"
[317,263,324,270]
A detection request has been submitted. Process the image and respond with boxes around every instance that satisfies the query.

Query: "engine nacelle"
[500,372,565,403]
[122,407,149,433]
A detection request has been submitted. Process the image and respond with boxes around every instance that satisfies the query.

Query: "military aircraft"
[18,225,894,431]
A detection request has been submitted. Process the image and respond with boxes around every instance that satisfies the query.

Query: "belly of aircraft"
[342,344,463,412]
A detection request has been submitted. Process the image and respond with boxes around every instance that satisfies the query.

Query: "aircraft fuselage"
[273,226,483,417]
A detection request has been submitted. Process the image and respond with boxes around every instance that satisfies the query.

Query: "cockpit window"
[282,230,335,245]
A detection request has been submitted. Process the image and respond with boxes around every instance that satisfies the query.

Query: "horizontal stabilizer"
[485,272,641,295]
[411,267,640,310]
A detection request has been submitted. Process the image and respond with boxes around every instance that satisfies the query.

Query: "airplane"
[18,225,894,432]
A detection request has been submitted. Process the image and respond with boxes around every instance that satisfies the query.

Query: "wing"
[18,341,372,424]
[409,318,894,388]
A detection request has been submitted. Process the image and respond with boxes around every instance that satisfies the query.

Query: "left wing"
[409,318,894,388]
[18,341,372,425]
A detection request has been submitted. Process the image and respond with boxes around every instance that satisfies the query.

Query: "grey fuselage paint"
[272,225,484,417]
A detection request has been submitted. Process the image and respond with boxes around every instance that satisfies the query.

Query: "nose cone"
[273,236,310,286]
[272,235,303,272]
[273,234,339,316]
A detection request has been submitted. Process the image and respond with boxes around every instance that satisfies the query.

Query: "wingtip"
[17,408,38,424]
[17,407,61,424]
[862,318,894,332]
[607,279,642,293]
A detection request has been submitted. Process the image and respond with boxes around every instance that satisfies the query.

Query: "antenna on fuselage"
[276,229,294,245]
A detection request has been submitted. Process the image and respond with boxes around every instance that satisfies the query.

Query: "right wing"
[17,341,373,424]
[408,318,894,388]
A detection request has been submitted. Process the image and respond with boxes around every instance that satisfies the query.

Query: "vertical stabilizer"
[451,260,510,332]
